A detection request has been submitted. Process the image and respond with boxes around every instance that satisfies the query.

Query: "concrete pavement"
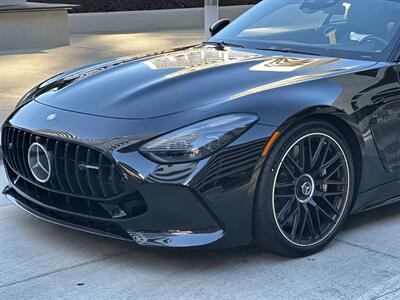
[1,30,400,299]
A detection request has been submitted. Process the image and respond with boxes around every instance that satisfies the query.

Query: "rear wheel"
[254,120,355,257]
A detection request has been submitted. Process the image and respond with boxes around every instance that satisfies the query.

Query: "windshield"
[210,0,400,61]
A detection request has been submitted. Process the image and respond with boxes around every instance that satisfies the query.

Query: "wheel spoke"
[323,191,346,197]
[304,137,313,171]
[311,137,325,169]
[314,190,344,198]
[280,202,299,227]
[319,140,331,169]
[286,153,303,175]
[299,139,306,171]
[291,205,301,241]
[314,204,322,236]
[298,207,308,241]
[317,206,336,224]
[320,195,340,215]
[277,198,296,221]
[308,198,322,237]
[275,181,295,189]
[302,205,316,241]
[322,153,340,170]
[324,162,344,180]
[275,194,294,198]
[282,161,296,180]
[315,179,346,186]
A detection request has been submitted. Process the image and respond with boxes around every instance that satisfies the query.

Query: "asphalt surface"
[1,30,400,300]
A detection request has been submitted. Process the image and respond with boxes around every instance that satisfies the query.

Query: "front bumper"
[2,102,276,248]
[3,185,224,247]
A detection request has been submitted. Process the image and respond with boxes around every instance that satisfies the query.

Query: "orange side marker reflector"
[262,131,281,157]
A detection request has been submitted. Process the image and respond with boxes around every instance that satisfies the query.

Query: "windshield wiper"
[257,47,321,57]
[204,41,245,48]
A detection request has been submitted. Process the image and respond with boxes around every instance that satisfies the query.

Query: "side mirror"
[209,19,230,37]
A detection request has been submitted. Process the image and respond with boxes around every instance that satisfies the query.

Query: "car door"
[370,100,400,173]
[369,66,400,174]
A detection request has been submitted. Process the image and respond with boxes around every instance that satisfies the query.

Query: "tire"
[254,119,355,257]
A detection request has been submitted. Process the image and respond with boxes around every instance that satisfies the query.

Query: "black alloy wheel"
[254,120,355,257]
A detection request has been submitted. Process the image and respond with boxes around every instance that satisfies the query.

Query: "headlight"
[140,114,259,163]
[15,87,38,109]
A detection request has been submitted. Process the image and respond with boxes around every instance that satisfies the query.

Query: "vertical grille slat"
[9,128,18,171]
[15,129,26,177]
[21,132,31,179]
[65,195,72,210]
[110,164,118,195]
[2,128,10,166]
[2,127,8,162]
[2,126,125,200]
[6,128,13,169]
[74,145,85,195]
[64,143,75,194]
[44,138,55,190]
[7,128,13,168]
[54,141,66,192]
[47,190,54,205]
[27,133,35,181]
[14,129,21,172]
[85,149,96,197]
[92,154,103,198]
[1,127,6,151]
[86,199,94,215]
[98,154,107,198]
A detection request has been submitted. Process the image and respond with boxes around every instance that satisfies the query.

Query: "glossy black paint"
[209,19,231,37]
[3,41,400,248]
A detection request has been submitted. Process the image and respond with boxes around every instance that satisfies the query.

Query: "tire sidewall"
[254,119,355,256]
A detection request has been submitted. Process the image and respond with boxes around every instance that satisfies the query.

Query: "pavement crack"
[0,250,131,289]
[335,238,400,260]
[70,45,115,52]
[370,287,400,300]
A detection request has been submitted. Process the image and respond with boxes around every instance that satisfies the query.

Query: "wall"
[69,5,253,34]
[0,0,26,5]
[0,10,69,50]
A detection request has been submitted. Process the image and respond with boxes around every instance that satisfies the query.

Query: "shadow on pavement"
[0,47,62,56]
[344,201,400,230]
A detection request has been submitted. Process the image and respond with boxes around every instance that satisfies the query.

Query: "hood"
[33,44,378,119]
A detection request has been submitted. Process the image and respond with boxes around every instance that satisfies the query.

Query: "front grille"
[2,126,125,200]
[5,163,146,220]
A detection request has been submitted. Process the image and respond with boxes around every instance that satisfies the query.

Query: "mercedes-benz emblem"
[46,114,57,121]
[301,182,312,196]
[28,142,51,183]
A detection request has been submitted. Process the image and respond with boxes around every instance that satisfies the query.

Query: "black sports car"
[3,0,400,257]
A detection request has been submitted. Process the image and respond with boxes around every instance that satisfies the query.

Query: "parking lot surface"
[1,30,400,300]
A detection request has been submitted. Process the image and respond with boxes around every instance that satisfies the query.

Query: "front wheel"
[254,120,355,257]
